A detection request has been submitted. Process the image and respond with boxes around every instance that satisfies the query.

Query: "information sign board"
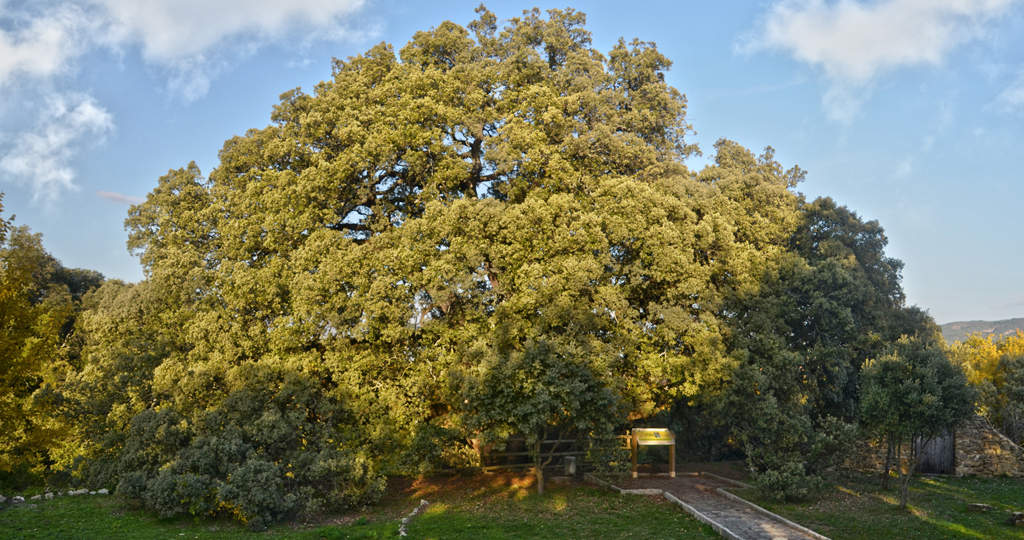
[630,428,676,478]
[633,428,675,445]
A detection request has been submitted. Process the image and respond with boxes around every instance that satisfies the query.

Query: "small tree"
[461,340,620,495]
[860,337,975,508]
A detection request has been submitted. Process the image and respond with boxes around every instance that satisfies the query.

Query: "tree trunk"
[534,438,545,495]
[899,460,914,509]
[898,438,920,509]
[881,434,894,490]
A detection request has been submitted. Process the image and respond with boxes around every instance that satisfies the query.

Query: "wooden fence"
[477,434,631,473]
[915,432,955,474]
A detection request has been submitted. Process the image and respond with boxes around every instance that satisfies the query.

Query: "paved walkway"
[608,475,826,540]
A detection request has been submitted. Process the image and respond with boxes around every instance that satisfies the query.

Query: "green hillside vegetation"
[0,5,976,530]
[941,318,1024,343]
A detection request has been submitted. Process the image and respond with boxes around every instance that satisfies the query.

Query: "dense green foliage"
[951,331,1024,444]
[460,340,622,493]
[860,337,975,507]
[717,194,939,499]
[0,5,973,526]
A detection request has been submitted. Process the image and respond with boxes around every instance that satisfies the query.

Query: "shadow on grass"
[749,474,1024,540]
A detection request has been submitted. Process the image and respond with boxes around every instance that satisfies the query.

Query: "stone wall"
[845,438,892,474]
[954,415,1024,477]
[846,415,1024,477]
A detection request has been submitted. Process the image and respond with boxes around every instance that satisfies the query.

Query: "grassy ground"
[0,473,718,539]
[739,473,1024,540]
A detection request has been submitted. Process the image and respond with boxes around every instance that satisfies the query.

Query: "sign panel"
[633,428,675,446]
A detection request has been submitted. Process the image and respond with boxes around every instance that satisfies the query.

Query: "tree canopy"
[0,5,968,525]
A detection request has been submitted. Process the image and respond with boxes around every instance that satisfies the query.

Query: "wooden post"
[669,442,676,478]
[631,430,639,479]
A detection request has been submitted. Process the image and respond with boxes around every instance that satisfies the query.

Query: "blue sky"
[1,0,1022,323]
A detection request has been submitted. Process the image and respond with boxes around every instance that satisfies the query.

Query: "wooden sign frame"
[630,428,676,478]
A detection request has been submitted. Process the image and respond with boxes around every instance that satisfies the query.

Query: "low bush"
[101,372,385,529]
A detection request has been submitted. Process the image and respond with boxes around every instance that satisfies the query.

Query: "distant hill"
[940,318,1024,344]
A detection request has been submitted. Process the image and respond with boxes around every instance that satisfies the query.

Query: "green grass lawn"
[739,473,1024,540]
[0,473,718,539]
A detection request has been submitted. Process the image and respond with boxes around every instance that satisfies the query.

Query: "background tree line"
[0,6,978,528]
[951,331,1024,445]
[0,194,104,485]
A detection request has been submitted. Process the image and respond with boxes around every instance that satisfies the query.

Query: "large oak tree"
[43,5,950,524]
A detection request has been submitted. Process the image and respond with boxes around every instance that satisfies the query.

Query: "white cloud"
[745,0,1018,121]
[0,0,371,200]
[96,0,370,100]
[95,0,367,62]
[0,2,105,84]
[97,190,144,204]
[0,93,113,202]
[1,0,369,93]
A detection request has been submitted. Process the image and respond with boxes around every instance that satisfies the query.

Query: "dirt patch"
[614,473,738,498]
[392,472,537,502]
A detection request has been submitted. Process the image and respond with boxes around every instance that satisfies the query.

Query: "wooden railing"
[476,434,631,472]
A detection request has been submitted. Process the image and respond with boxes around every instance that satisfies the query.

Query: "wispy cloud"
[287,57,315,69]
[743,0,1017,122]
[0,93,113,202]
[893,156,913,179]
[97,190,144,205]
[995,71,1024,111]
[921,97,955,151]
[706,77,808,100]
[163,54,223,104]
[820,85,868,124]
[0,0,372,201]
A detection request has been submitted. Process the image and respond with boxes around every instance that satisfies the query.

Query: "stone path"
[601,474,827,540]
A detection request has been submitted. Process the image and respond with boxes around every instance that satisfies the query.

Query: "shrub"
[404,423,479,474]
[751,461,823,501]
[95,370,385,527]
[217,460,296,530]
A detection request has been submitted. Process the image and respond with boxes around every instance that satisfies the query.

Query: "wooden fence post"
[631,430,639,479]
[669,442,676,478]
